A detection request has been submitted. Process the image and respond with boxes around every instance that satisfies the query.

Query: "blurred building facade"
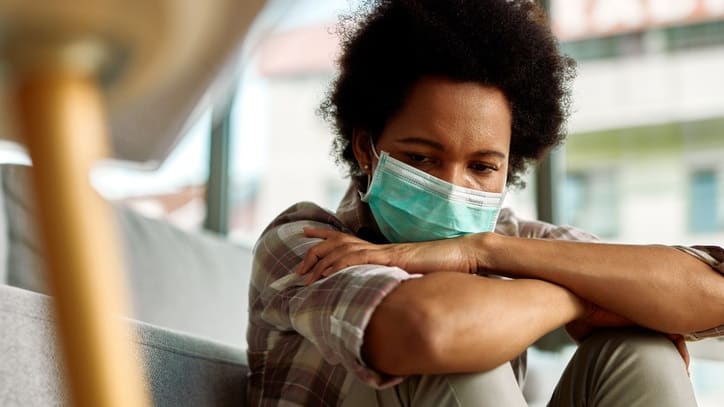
[558,0,724,245]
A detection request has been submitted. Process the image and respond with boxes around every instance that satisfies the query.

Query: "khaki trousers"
[341,328,697,407]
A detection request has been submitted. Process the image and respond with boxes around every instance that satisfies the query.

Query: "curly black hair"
[319,0,575,188]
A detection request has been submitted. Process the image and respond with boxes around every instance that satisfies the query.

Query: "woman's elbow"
[362,294,445,376]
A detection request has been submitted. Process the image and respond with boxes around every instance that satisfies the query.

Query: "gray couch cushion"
[0,286,64,406]
[0,284,248,407]
[1,164,251,347]
[116,205,252,347]
[1,165,42,292]
[0,167,7,285]
[138,318,248,406]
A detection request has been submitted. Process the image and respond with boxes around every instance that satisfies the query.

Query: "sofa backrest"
[0,283,249,407]
[1,164,252,347]
[0,166,7,285]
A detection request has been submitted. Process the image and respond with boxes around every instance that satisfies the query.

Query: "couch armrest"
[0,284,248,407]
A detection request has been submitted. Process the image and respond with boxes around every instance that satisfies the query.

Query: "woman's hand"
[296,227,481,285]
[565,304,635,343]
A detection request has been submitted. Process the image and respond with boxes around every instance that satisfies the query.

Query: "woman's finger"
[321,247,371,277]
[298,228,369,276]
[303,268,325,285]
[306,242,390,284]
[298,238,347,275]
[307,244,365,280]
[667,334,690,373]
[303,226,346,239]
[303,254,348,285]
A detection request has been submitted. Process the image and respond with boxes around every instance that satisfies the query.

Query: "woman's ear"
[351,129,373,175]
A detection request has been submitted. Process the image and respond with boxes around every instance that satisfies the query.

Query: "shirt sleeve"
[671,245,724,340]
[673,245,724,276]
[252,219,414,388]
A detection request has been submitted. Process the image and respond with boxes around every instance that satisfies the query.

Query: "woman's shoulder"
[250,201,350,281]
[254,202,349,248]
[266,201,341,228]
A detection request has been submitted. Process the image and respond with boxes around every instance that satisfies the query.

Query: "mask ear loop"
[366,137,381,191]
[369,137,381,160]
[360,137,380,198]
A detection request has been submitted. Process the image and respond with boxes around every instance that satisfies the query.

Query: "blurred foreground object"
[0,0,268,405]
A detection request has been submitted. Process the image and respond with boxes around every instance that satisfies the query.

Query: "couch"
[0,164,253,406]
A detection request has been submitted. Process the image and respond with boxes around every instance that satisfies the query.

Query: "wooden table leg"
[13,71,150,407]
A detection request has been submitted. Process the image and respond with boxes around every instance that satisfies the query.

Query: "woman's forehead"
[380,77,512,156]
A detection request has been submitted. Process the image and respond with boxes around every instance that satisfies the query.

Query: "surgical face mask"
[360,147,505,243]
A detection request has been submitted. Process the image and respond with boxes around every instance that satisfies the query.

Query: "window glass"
[558,5,724,247]
[689,170,721,233]
[563,170,618,238]
[226,0,353,244]
[92,109,211,231]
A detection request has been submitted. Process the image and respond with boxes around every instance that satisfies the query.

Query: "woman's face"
[353,77,511,193]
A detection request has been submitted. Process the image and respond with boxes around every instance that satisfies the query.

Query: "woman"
[246,1,724,405]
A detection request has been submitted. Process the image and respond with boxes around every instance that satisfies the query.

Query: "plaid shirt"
[246,185,724,406]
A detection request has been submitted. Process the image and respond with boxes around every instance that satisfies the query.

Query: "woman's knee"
[412,364,527,407]
[580,328,684,371]
[561,328,697,406]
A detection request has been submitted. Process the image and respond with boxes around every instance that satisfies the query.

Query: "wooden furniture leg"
[13,71,150,407]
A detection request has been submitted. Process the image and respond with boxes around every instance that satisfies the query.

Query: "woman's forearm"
[364,272,587,375]
[478,233,724,334]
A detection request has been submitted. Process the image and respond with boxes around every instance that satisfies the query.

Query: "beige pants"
[341,328,697,407]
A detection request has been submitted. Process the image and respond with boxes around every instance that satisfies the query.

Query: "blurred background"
[87,0,724,249]
[18,0,720,405]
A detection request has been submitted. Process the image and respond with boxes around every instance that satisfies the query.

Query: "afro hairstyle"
[319,0,576,188]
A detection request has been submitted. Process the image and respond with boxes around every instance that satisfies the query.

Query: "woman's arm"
[297,227,704,373]
[297,227,594,374]
[363,272,587,375]
[476,233,724,335]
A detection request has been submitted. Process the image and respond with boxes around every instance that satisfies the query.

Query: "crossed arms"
[296,227,724,376]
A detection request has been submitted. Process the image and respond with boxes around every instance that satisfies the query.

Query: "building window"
[562,170,618,238]
[689,170,720,234]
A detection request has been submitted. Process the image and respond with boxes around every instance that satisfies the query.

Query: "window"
[562,170,618,238]
[91,109,212,231]
[226,0,359,243]
[689,170,721,233]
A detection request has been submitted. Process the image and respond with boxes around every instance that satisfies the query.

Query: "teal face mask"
[361,150,505,243]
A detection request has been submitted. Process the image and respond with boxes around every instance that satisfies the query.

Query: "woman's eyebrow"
[471,150,507,160]
[395,137,506,159]
[395,137,445,150]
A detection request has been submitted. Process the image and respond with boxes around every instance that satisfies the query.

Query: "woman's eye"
[406,153,431,163]
[470,163,496,173]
